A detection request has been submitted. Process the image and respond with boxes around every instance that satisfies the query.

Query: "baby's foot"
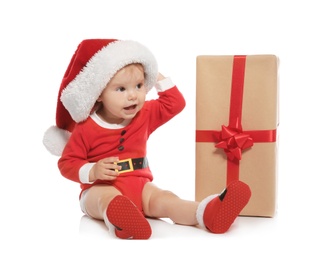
[106,195,152,239]
[197,180,251,233]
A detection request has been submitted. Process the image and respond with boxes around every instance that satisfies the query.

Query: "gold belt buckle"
[115,158,133,174]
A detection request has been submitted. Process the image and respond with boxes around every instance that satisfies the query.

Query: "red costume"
[58,82,185,210]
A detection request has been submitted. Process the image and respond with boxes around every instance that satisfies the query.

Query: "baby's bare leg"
[142,182,199,226]
[83,184,121,220]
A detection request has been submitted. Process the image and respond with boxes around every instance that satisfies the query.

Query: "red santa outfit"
[58,79,185,211]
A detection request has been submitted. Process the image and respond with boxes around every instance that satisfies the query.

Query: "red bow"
[215,121,253,161]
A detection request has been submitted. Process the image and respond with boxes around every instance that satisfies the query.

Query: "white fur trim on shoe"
[103,212,116,237]
[196,194,218,229]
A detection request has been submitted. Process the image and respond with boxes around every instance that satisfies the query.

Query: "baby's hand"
[89,157,121,182]
[157,72,166,81]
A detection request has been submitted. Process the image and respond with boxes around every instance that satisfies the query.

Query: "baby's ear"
[96,92,104,102]
[92,102,101,113]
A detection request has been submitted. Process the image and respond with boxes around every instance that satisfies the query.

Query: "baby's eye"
[136,83,143,89]
[117,87,125,92]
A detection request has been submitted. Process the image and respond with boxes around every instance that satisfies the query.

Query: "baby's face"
[96,64,147,124]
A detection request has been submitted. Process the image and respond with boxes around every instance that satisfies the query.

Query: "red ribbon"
[196,55,277,184]
[215,120,253,161]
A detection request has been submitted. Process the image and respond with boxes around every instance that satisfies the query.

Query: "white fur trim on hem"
[196,194,218,229]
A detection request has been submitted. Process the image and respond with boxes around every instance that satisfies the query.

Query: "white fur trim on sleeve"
[79,163,95,184]
[155,77,175,92]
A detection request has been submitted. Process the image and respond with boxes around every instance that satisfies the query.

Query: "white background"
[1,0,315,259]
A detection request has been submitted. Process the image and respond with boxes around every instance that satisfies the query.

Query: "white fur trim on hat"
[61,40,158,123]
[196,194,218,229]
[43,126,71,156]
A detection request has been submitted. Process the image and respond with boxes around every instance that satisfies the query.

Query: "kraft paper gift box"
[195,55,278,217]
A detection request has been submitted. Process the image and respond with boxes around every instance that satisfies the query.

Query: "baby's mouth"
[124,104,137,110]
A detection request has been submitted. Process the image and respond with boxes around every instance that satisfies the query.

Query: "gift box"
[195,55,279,217]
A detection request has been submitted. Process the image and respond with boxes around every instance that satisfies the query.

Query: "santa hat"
[43,39,158,156]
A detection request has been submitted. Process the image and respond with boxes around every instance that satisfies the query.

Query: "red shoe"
[197,180,251,234]
[106,195,152,239]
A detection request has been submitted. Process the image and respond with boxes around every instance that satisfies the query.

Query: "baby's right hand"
[157,72,166,81]
[89,157,121,182]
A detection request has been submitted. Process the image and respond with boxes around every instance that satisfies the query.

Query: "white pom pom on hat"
[43,39,158,156]
[43,126,71,156]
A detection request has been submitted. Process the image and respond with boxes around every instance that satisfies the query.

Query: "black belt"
[116,157,148,174]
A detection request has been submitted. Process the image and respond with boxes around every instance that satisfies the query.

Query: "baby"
[43,39,251,239]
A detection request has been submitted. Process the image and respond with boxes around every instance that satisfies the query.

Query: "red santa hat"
[43,39,158,156]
